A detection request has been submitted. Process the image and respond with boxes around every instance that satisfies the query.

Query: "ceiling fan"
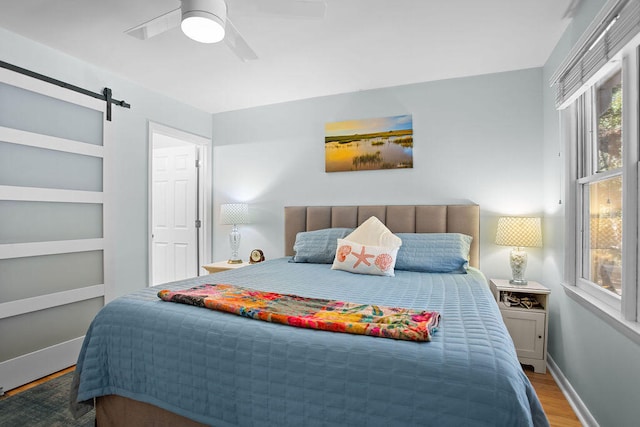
[125,0,327,61]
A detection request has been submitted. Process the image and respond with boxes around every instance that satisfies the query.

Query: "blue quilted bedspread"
[72,258,548,426]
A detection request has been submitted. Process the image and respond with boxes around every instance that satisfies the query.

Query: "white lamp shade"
[220,203,249,225]
[495,217,542,248]
[181,0,226,43]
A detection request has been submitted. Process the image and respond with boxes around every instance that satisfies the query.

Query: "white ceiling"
[0,0,574,114]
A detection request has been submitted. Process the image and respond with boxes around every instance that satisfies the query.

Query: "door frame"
[147,121,211,286]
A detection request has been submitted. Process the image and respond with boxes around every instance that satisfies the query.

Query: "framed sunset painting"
[325,114,413,173]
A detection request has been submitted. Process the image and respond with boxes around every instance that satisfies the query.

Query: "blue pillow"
[394,233,472,273]
[291,228,354,264]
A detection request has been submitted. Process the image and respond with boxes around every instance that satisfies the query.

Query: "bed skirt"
[96,395,207,427]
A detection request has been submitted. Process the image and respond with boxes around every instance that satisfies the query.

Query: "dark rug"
[0,372,94,427]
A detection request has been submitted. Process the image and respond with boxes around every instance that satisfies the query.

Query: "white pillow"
[345,216,402,248]
[331,239,399,276]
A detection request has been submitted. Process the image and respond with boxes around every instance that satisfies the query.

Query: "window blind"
[550,0,640,109]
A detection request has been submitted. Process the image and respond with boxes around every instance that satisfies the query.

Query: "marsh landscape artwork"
[325,114,413,173]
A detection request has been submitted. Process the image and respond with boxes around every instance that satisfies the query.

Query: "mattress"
[72,258,548,426]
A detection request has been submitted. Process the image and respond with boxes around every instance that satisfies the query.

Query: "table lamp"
[495,216,542,285]
[220,203,249,264]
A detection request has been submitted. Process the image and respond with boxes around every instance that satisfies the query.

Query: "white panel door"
[152,146,198,285]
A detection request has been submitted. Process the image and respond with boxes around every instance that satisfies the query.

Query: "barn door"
[0,68,110,393]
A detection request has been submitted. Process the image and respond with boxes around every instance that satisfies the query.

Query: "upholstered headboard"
[284,204,480,269]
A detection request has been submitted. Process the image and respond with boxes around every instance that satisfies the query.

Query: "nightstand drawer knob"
[538,335,542,339]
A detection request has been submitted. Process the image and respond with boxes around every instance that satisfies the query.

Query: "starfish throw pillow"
[331,238,399,277]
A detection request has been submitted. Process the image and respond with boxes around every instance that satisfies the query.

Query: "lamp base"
[509,248,528,287]
[227,224,242,265]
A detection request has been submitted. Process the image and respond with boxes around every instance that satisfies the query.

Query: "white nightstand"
[202,260,251,274]
[489,279,550,373]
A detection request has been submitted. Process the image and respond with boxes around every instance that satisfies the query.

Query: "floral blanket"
[158,284,440,342]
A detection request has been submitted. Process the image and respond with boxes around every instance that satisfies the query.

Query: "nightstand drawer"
[500,309,545,360]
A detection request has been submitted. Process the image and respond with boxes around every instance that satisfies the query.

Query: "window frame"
[574,69,624,311]
[563,39,640,339]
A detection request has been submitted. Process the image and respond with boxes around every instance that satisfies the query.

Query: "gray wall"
[542,1,640,426]
[212,68,545,282]
[0,28,212,298]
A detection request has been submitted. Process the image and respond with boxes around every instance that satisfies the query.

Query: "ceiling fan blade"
[224,18,258,61]
[125,7,181,40]
[257,0,326,18]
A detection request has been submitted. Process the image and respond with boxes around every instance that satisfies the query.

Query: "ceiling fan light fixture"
[181,0,226,44]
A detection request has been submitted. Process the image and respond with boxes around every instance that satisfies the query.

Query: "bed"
[71,204,548,426]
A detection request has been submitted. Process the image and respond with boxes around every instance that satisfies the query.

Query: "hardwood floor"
[6,365,582,426]
[525,367,582,427]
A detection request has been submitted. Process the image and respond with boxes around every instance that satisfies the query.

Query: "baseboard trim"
[547,354,598,427]
[0,336,83,394]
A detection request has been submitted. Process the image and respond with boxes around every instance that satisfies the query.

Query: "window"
[564,46,638,323]
[577,70,624,303]
[586,176,622,293]
[555,0,640,337]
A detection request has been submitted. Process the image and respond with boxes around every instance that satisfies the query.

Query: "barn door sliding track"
[0,60,130,121]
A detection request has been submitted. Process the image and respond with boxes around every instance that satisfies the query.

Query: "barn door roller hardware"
[0,60,130,121]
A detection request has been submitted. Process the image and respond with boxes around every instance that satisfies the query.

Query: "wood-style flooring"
[6,366,582,426]
[525,367,582,426]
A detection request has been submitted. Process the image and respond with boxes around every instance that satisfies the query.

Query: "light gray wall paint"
[212,68,545,281]
[543,1,640,426]
[0,28,212,298]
